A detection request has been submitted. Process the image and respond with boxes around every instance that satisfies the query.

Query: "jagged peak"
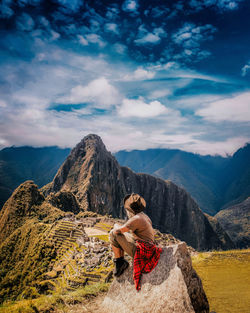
[75,134,106,152]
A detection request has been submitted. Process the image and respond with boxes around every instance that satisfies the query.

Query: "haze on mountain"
[115,143,250,215]
[1,141,249,217]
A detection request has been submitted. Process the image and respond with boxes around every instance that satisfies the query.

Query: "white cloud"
[134,24,167,46]
[123,68,155,81]
[118,97,168,118]
[134,32,161,45]
[122,0,138,12]
[77,34,88,46]
[113,43,127,54]
[0,100,7,107]
[57,77,121,108]
[148,89,171,99]
[85,33,106,47]
[104,23,119,34]
[189,0,243,11]
[173,23,217,48]
[196,92,250,122]
[241,62,250,77]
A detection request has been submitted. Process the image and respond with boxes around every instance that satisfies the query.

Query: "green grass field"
[192,249,250,313]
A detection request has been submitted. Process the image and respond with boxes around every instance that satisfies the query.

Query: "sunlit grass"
[192,249,250,313]
[0,283,109,313]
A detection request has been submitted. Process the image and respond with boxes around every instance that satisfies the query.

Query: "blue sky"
[0,0,249,155]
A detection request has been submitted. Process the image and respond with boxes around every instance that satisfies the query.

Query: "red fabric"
[133,240,162,291]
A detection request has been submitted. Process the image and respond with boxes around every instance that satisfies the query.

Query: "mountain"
[0,179,196,306]
[0,146,70,209]
[0,181,64,301]
[42,134,233,251]
[221,144,250,209]
[215,197,250,248]
[0,134,235,305]
[1,142,249,216]
[115,144,250,215]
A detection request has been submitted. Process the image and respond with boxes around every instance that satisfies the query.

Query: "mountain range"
[0,134,236,305]
[0,146,70,209]
[1,142,249,215]
[115,144,250,215]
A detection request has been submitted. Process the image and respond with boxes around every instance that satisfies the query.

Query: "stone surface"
[215,197,250,248]
[43,134,231,251]
[103,242,209,313]
[205,213,235,249]
[46,191,81,214]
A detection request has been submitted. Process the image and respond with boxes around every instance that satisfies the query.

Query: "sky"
[0,0,250,156]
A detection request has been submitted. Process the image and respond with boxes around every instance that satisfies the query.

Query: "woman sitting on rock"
[109,193,162,290]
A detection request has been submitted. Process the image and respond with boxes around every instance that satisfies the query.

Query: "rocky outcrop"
[46,191,81,214]
[205,213,235,249]
[215,197,250,248]
[103,242,209,313]
[43,134,232,251]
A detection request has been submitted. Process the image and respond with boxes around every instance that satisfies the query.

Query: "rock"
[215,197,250,248]
[46,191,81,214]
[103,243,209,313]
[204,213,235,249]
[44,134,231,251]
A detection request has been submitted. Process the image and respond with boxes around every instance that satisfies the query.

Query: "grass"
[0,283,109,313]
[89,234,109,242]
[192,249,250,313]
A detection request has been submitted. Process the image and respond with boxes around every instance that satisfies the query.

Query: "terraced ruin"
[38,214,188,296]
[41,216,115,294]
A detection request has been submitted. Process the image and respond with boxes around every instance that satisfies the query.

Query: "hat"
[123,193,146,214]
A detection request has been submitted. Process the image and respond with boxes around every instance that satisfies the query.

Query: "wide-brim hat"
[123,193,146,214]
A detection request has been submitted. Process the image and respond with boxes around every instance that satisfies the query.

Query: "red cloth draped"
[133,240,162,291]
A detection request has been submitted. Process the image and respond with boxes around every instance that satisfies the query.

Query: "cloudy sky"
[0,0,250,155]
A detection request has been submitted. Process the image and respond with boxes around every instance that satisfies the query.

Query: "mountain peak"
[0,181,45,242]
[76,134,106,151]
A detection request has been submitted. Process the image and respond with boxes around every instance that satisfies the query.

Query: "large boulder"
[102,242,209,313]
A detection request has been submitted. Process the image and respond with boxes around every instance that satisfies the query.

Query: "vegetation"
[192,249,250,313]
[0,283,109,313]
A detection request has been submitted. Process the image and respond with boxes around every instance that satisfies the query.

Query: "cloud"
[195,92,250,122]
[0,99,7,107]
[241,62,250,77]
[85,33,106,47]
[57,77,121,108]
[122,0,138,12]
[55,0,82,12]
[77,35,88,46]
[0,0,14,18]
[118,97,168,118]
[113,43,127,54]
[104,23,119,34]
[16,13,35,31]
[189,0,244,11]
[134,26,167,46]
[134,32,161,45]
[173,23,217,48]
[123,68,156,81]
